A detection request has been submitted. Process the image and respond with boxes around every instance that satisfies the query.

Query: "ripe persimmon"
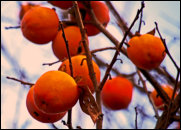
[84,1,110,36]
[127,34,166,70]
[26,86,67,123]
[150,84,178,110]
[59,55,100,93]
[33,70,79,114]
[19,3,39,20]
[21,6,59,44]
[101,76,133,110]
[52,26,87,61]
[71,1,110,36]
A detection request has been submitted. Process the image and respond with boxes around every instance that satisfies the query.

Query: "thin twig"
[5,25,21,30]
[6,76,34,86]
[155,22,180,129]
[105,1,134,38]
[42,60,61,66]
[90,47,117,54]
[59,21,74,78]
[135,106,138,129]
[137,1,145,33]
[155,22,180,100]
[59,21,74,129]
[137,70,159,118]
[155,67,176,86]
[50,123,59,129]
[155,22,180,72]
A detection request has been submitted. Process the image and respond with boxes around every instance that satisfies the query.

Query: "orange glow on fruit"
[19,3,39,20]
[84,1,110,36]
[70,1,110,36]
[21,6,59,44]
[59,55,100,93]
[150,84,178,110]
[101,76,133,110]
[26,86,67,123]
[33,70,79,114]
[52,26,87,61]
[127,34,166,70]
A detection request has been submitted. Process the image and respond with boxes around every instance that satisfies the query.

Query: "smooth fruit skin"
[26,86,67,123]
[59,55,100,93]
[150,84,177,110]
[84,1,110,36]
[21,6,59,44]
[33,70,79,114]
[127,34,166,70]
[52,26,86,61]
[101,77,133,110]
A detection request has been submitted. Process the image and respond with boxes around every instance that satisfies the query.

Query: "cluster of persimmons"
[19,1,177,124]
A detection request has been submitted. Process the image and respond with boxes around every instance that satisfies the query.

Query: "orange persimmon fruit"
[59,55,100,93]
[150,84,178,110]
[101,76,133,110]
[33,70,79,114]
[83,1,110,36]
[19,3,39,20]
[52,26,87,61]
[21,6,59,44]
[70,1,110,36]
[26,86,67,123]
[127,34,166,70]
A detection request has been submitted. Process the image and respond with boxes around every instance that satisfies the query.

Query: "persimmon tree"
[1,1,180,129]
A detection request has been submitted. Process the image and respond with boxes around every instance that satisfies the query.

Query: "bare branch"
[6,76,34,86]
[5,25,20,30]
[137,70,159,118]
[42,60,61,66]
[137,1,145,33]
[105,1,133,38]
[135,106,138,129]
[59,20,74,129]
